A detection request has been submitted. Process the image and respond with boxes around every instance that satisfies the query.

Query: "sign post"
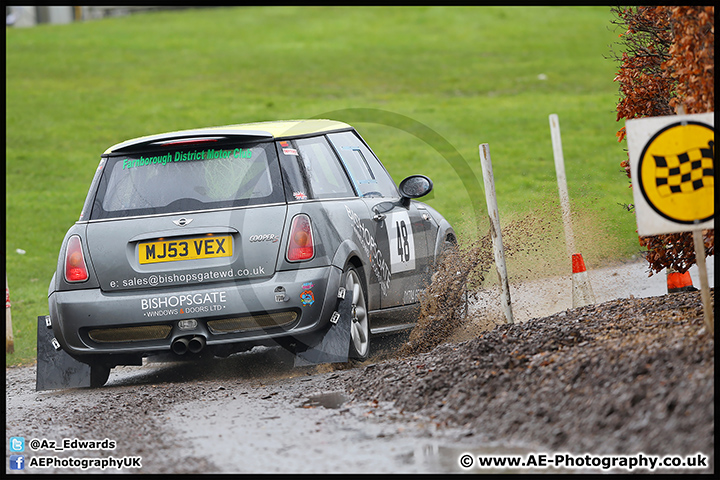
[626,112,714,334]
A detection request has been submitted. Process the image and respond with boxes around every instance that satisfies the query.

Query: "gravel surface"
[344,289,714,473]
[5,262,714,473]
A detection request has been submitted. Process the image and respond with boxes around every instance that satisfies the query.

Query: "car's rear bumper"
[48,265,343,357]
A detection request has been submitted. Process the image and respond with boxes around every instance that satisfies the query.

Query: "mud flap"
[36,315,91,391]
[293,291,352,367]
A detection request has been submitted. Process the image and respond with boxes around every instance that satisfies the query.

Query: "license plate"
[138,235,232,265]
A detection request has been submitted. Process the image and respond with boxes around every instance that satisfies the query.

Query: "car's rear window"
[90,142,284,219]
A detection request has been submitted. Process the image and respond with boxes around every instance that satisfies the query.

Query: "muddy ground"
[5,261,715,474]
[349,289,715,473]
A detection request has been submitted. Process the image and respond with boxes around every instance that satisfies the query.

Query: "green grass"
[5,6,639,365]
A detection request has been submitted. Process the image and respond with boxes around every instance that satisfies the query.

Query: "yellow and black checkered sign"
[653,141,714,197]
[638,121,714,224]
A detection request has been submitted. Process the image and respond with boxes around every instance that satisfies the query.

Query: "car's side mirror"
[399,175,433,206]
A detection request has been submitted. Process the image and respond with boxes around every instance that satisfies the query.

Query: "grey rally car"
[46,119,456,386]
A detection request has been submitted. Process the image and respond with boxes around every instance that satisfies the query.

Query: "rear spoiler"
[103,130,274,156]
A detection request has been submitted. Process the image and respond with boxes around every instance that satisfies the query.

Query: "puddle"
[418,442,600,473]
[300,391,349,409]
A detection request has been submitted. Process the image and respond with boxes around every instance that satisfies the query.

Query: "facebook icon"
[10,455,25,470]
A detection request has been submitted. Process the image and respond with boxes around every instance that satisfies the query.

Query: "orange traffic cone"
[666,268,697,294]
[571,253,595,308]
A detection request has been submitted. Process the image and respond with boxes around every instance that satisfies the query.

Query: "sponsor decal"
[109,267,267,289]
[345,204,391,296]
[141,290,228,317]
[300,290,315,306]
[301,282,314,290]
[283,148,299,156]
[122,148,253,170]
[403,288,424,304]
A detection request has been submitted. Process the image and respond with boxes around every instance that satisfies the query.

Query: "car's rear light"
[286,214,314,262]
[64,235,89,282]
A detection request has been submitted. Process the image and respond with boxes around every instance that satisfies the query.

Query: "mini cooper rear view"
[45,119,456,387]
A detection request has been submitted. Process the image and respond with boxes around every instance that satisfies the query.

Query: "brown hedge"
[612,6,714,275]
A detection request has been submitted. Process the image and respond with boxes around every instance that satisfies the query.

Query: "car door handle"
[373,213,386,222]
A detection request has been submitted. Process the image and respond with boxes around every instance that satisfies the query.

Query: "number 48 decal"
[396,220,410,262]
[387,211,416,273]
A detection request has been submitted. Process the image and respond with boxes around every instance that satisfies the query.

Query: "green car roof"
[104,119,352,155]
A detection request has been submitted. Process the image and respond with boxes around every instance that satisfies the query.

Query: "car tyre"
[345,267,370,361]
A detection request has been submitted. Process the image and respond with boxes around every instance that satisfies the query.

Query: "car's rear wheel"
[345,267,369,361]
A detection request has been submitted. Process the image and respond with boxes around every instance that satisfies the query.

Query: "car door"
[326,131,434,309]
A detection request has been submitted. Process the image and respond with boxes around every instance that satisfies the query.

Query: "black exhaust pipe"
[172,337,190,355]
[188,336,206,354]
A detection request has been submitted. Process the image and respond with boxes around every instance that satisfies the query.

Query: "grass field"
[5,6,640,365]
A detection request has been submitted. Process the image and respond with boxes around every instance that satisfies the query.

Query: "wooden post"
[549,114,576,257]
[550,113,594,307]
[6,276,14,354]
[479,143,514,324]
[692,229,714,335]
